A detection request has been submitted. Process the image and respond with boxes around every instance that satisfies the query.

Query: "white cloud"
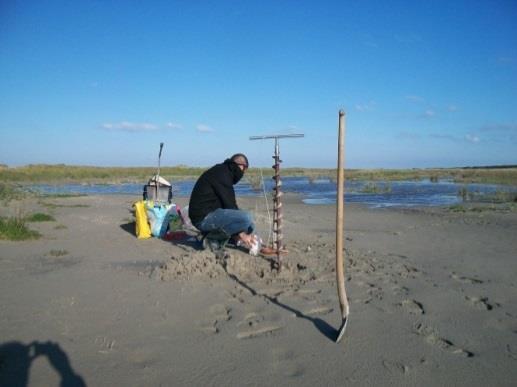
[364,40,378,48]
[429,133,457,141]
[398,131,421,140]
[480,123,517,132]
[101,121,159,132]
[196,124,214,133]
[355,101,376,112]
[465,134,480,143]
[405,95,424,103]
[429,133,480,143]
[165,122,183,129]
[497,56,515,64]
[423,109,435,118]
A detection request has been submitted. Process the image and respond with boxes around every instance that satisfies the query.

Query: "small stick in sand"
[335,110,350,343]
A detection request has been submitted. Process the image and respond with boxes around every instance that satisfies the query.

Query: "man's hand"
[237,232,256,249]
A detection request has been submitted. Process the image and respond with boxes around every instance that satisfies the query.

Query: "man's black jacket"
[188,159,243,226]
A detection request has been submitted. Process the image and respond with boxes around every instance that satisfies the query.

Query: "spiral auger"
[272,149,284,269]
[249,133,304,270]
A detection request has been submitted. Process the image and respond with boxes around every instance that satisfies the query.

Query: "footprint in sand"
[210,304,232,321]
[451,272,484,284]
[197,304,231,334]
[400,299,425,315]
[400,264,421,278]
[236,326,283,339]
[237,312,264,328]
[236,312,282,339]
[366,285,384,300]
[197,320,218,334]
[382,360,410,375]
[271,348,305,378]
[256,288,286,299]
[95,336,116,354]
[414,323,474,358]
[465,296,495,311]
[392,286,410,296]
[302,305,334,316]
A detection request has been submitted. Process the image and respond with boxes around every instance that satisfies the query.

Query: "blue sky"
[1,0,516,168]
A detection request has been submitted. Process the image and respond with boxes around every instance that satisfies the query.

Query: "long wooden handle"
[336,110,349,319]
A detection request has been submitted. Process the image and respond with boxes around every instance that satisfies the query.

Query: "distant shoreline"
[1,164,516,185]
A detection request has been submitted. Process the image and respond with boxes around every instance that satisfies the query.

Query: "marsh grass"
[48,249,69,257]
[0,216,41,240]
[360,182,392,194]
[0,183,26,202]
[26,212,55,222]
[0,164,206,183]
[458,187,517,204]
[39,201,90,209]
[39,193,87,198]
[1,164,516,185]
[245,173,265,191]
[449,204,467,212]
[448,203,517,213]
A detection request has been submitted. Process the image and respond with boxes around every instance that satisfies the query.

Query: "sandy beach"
[1,194,516,386]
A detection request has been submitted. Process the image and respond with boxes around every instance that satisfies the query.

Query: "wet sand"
[1,194,516,386]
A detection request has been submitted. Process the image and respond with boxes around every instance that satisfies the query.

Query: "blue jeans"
[196,209,255,237]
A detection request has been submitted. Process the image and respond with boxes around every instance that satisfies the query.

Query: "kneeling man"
[188,153,256,250]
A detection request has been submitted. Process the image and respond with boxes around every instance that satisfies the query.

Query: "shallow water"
[30,177,516,208]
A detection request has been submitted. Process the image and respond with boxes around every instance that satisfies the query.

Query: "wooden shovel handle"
[336,110,349,319]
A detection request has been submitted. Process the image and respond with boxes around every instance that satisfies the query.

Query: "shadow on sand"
[223,268,339,342]
[0,340,86,387]
[119,222,136,236]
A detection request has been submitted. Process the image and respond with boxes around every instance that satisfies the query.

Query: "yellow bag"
[134,200,151,239]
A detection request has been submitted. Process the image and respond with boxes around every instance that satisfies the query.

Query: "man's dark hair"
[230,153,249,168]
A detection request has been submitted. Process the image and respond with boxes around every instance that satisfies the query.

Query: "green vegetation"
[54,224,67,230]
[0,164,206,183]
[0,216,41,240]
[448,203,517,213]
[449,204,467,213]
[25,212,55,222]
[48,249,69,257]
[458,187,517,203]
[1,164,516,185]
[39,193,87,198]
[0,183,26,202]
[39,201,90,209]
[360,182,392,194]
[342,167,517,185]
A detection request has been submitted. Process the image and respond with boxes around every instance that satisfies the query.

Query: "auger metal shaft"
[249,133,304,270]
[272,138,283,269]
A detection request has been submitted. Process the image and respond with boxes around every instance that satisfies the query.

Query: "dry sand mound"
[154,246,331,285]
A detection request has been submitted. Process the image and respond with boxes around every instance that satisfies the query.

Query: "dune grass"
[25,212,55,222]
[48,249,69,257]
[0,183,27,202]
[0,216,41,240]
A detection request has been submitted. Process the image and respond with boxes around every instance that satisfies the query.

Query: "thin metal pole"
[156,142,164,202]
